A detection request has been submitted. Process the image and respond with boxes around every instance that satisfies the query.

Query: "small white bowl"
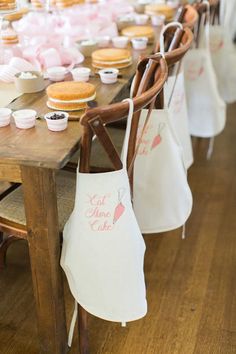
[131,37,148,50]
[0,108,12,127]
[47,66,67,82]
[112,36,129,49]
[13,109,37,129]
[116,16,135,31]
[135,0,151,14]
[99,68,119,84]
[151,14,166,27]
[44,111,69,132]
[135,14,149,25]
[71,67,91,82]
[96,36,110,48]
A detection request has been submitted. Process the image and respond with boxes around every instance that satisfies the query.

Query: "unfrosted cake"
[0,0,17,12]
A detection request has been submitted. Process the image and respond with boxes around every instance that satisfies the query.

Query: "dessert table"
[0,43,154,353]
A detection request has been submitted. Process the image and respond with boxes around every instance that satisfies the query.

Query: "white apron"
[164,64,194,169]
[133,21,193,234]
[133,107,193,234]
[220,0,236,41]
[184,3,226,138]
[61,98,147,327]
[210,24,236,103]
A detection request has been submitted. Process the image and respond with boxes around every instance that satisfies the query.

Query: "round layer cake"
[73,0,85,4]
[55,0,75,8]
[92,48,132,69]
[4,7,28,21]
[1,29,18,45]
[145,4,174,21]
[0,0,17,11]
[46,81,96,111]
[121,26,154,42]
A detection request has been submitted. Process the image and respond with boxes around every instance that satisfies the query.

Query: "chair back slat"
[183,5,199,29]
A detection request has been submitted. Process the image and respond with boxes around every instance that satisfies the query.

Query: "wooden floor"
[0,103,236,354]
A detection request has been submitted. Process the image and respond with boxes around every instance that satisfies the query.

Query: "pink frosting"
[0,0,133,82]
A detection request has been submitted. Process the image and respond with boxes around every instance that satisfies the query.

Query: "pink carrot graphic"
[151,122,165,150]
[113,188,126,224]
[210,39,224,52]
[199,66,204,76]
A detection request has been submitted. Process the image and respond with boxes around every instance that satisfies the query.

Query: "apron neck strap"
[166,60,182,108]
[196,1,210,49]
[128,98,155,177]
[159,21,183,56]
[121,98,134,170]
[203,0,210,47]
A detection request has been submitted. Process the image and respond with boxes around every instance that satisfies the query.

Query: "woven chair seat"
[0,171,76,231]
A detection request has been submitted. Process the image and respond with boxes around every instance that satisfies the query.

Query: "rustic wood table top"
[0,44,154,170]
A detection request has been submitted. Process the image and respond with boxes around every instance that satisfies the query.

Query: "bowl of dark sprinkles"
[44,111,69,131]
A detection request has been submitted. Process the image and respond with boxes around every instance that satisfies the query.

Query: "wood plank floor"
[0,103,236,354]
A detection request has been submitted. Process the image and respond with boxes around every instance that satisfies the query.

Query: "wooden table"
[0,43,154,353]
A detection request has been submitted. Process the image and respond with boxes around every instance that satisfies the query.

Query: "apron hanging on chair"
[133,108,193,234]
[133,22,193,234]
[61,98,147,325]
[209,18,236,103]
[184,1,226,138]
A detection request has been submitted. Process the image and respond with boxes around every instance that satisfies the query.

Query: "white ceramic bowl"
[151,14,166,26]
[0,108,12,127]
[71,67,91,82]
[131,37,148,50]
[134,0,151,14]
[13,109,37,129]
[96,36,110,48]
[47,66,67,82]
[135,14,149,25]
[44,111,69,132]
[112,36,129,49]
[99,68,119,84]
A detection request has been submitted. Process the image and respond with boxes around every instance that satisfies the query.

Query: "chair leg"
[78,305,89,354]
[0,234,20,269]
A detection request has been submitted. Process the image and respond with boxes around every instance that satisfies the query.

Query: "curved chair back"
[133,25,193,99]
[182,4,199,29]
[79,56,168,175]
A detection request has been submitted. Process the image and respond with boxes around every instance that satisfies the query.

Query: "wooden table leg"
[21,166,67,354]
[78,305,89,354]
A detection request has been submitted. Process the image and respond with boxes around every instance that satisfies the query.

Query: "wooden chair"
[190,0,221,158]
[0,55,168,353]
[128,24,193,186]
[182,4,199,29]
[156,4,197,54]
